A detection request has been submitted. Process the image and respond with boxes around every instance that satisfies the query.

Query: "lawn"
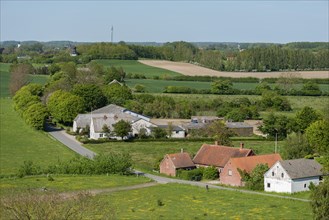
[85,183,312,219]
[0,99,75,175]
[0,63,49,98]
[94,59,182,78]
[85,140,280,171]
[126,78,329,93]
[0,174,151,195]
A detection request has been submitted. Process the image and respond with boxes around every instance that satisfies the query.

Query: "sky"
[1,0,328,43]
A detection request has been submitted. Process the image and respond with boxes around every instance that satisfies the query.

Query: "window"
[281,173,284,178]
[100,134,103,138]
[228,169,232,176]
[304,184,307,188]
[267,183,271,188]
[272,172,274,176]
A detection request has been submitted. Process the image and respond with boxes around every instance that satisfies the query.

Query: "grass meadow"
[126,78,329,93]
[94,59,182,78]
[0,175,151,195]
[84,183,312,219]
[85,140,281,172]
[0,99,75,175]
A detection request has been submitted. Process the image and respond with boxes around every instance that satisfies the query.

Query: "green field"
[126,78,329,93]
[85,140,280,172]
[0,175,151,195]
[157,93,329,115]
[94,59,182,78]
[0,63,49,98]
[84,183,312,219]
[0,99,75,175]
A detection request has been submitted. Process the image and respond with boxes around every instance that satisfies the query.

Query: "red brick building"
[160,152,196,176]
[193,143,255,172]
[220,154,282,186]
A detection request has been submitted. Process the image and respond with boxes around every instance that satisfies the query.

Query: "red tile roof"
[193,144,254,167]
[167,152,195,169]
[230,154,282,173]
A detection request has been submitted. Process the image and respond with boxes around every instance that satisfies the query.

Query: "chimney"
[214,141,218,146]
[240,142,244,149]
[181,148,183,153]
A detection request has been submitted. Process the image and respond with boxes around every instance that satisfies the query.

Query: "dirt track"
[139,60,329,79]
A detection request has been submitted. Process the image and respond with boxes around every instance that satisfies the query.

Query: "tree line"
[2,41,328,72]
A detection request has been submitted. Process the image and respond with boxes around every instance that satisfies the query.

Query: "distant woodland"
[1,41,328,72]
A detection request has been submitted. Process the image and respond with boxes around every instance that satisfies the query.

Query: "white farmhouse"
[264,158,323,193]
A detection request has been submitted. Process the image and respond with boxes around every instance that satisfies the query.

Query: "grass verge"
[0,99,75,175]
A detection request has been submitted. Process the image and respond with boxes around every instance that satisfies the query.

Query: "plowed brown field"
[139,60,329,79]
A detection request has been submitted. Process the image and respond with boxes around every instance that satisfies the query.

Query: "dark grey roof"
[183,123,207,130]
[280,159,323,179]
[226,122,253,128]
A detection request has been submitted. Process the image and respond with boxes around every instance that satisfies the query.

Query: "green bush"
[23,103,48,130]
[203,166,219,180]
[178,169,203,181]
[18,161,42,178]
[17,153,133,177]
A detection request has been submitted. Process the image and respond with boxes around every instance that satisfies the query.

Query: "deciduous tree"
[113,120,132,140]
[9,63,34,95]
[305,119,329,155]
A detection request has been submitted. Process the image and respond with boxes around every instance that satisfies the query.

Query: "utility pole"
[275,132,278,153]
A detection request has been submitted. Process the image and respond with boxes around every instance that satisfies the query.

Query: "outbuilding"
[160,152,196,176]
[264,158,323,193]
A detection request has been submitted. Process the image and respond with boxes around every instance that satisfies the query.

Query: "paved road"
[46,125,96,159]
[46,127,310,202]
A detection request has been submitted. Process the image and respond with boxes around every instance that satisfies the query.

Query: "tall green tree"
[282,133,314,159]
[295,106,319,133]
[23,103,48,130]
[72,84,106,111]
[305,119,329,155]
[47,90,84,124]
[201,121,233,146]
[310,178,329,220]
[260,113,293,140]
[102,84,132,106]
[113,120,132,140]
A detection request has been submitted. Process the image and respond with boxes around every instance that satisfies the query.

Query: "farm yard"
[139,60,329,79]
